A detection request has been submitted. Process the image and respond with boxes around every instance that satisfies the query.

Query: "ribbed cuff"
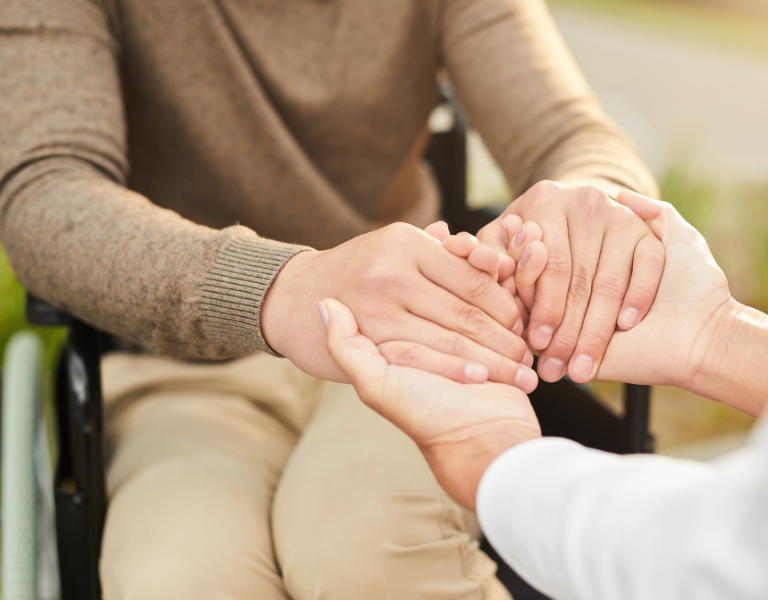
[200,235,312,357]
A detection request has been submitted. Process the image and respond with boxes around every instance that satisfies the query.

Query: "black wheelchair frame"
[26,85,653,600]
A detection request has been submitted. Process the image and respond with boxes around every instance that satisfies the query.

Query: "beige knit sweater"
[0,0,657,360]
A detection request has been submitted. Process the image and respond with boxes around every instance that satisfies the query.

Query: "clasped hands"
[318,185,735,513]
[263,181,665,392]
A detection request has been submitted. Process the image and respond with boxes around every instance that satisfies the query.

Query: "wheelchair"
[2,83,653,600]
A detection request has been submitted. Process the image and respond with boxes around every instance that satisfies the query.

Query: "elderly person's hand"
[477,181,665,385]
[596,191,764,416]
[319,297,541,513]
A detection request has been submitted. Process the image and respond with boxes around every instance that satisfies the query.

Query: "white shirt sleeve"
[476,416,768,600]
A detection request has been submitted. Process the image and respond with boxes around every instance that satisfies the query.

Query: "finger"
[523,213,571,353]
[508,221,543,264]
[404,278,528,363]
[500,275,517,297]
[617,235,665,330]
[444,231,479,258]
[514,240,548,312]
[420,246,522,332]
[321,299,389,393]
[502,214,524,252]
[617,190,699,245]
[378,341,489,384]
[564,227,635,383]
[467,244,500,279]
[514,295,530,330]
[615,189,663,222]
[498,254,516,281]
[477,214,513,254]
[425,221,451,242]
[535,220,603,383]
[372,311,538,392]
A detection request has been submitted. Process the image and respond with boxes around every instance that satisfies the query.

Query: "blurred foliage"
[0,244,66,375]
[657,157,768,313]
[657,155,717,231]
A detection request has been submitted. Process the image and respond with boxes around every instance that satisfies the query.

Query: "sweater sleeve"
[440,0,659,200]
[0,0,309,360]
[476,421,768,600]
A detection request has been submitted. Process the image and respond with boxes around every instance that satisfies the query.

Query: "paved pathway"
[550,4,768,183]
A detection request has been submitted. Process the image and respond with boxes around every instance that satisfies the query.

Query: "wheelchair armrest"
[26,293,73,327]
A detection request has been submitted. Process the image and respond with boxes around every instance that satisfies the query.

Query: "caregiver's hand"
[320,297,541,513]
[477,181,665,384]
[597,191,766,416]
[262,222,537,391]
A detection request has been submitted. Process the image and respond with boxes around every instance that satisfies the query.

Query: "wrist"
[261,249,322,357]
[426,425,541,514]
[692,297,768,415]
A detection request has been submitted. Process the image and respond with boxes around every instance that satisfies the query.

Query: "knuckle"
[567,267,593,304]
[463,268,493,299]
[580,185,610,205]
[456,303,489,338]
[359,301,392,326]
[591,276,626,301]
[549,331,579,354]
[385,221,418,239]
[630,281,658,304]
[531,179,559,196]
[391,344,422,368]
[445,331,467,357]
[362,258,406,291]
[578,186,611,219]
[579,329,610,351]
[642,236,666,260]
[492,357,516,384]
[545,249,571,280]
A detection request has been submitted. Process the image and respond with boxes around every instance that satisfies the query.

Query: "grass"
[547,0,768,58]
[0,246,66,373]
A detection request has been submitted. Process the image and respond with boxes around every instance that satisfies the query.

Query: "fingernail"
[571,355,594,380]
[523,349,533,368]
[465,363,488,384]
[501,218,511,247]
[620,307,639,328]
[512,318,523,336]
[519,244,531,267]
[515,366,538,392]
[539,357,564,381]
[531,325,553,349]
[513,223,527,247]
[318,302,329,327]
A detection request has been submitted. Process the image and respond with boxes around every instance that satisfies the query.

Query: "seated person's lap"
[100,351,510,600]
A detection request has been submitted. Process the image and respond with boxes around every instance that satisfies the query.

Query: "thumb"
[616,190,695,245]
[476,214,515,254]
[320,298,389,395]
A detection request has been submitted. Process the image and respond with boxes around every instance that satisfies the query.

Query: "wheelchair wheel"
[2,331,44,600]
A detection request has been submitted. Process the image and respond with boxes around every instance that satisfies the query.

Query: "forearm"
[693,299,768,416]
[1,159,308,359]
[478,434,768,600]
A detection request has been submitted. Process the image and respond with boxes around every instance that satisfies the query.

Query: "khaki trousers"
[99,351,511,600]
